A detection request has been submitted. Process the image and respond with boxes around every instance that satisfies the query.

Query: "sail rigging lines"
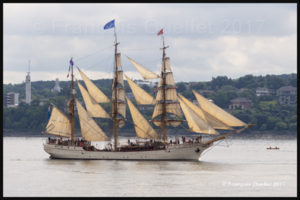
[126,56,160,80]
[76,80,111,119]
[126,96,159,139]
[45,104,72,138]
[76,99,109,141]
[192,90,246,127]
[73,44,113,62]
[124,74,155,105]
[77,67,110,103]
[120,46,159,52]
[178,95,218,135]
[74,53,114,72]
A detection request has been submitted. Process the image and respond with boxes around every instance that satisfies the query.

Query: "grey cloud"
[4,3,296,37]
[3,3,297,84]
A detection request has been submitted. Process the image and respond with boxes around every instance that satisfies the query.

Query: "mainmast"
[104,19,122,151]
[113,30,119,151]
[161,34,169,142]
[69,58,75,144]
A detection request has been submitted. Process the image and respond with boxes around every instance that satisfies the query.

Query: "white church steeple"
[25,60,31,104]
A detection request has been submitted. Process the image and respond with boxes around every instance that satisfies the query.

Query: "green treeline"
[3,74,297,133]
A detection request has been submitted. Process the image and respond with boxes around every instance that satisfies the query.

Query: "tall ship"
[43,20,253,161]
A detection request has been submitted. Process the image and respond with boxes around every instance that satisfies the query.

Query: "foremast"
[69,58,75,144]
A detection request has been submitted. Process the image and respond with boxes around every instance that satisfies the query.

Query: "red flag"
[157,28,163,36]
[153,87,158,95]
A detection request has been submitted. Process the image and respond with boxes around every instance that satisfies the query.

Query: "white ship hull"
[43,143,211,161]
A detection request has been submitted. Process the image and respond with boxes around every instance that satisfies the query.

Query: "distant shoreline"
[3,129,297,140]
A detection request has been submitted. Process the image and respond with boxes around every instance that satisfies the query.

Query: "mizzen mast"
[151,28,183,142]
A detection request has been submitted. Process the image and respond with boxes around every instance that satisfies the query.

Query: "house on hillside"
[134,80,157,88]
[256,87,273,96]
[237,88,250,93]
[229,97,252,110]
[276,86,297,105]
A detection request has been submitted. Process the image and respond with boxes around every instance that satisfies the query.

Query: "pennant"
[69,58,74,66]
[104,19,115,30]
[67,58,72,78]
[157,28,163,36]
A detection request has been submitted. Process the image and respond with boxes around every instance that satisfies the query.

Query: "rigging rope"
[201,140,224,157]
[77,54,113,70]
[119,46,158,52]
[74,45,113,62]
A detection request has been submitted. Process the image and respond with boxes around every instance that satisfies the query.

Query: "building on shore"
[134,80,157,88]
[25,62,31,104]
[229,97,252,110]
[51,78,62,93]
[4,92,19,107]
[276,86,297,105]
[256,87,273,97]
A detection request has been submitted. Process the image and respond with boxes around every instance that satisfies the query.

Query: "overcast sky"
[3,3,297,84]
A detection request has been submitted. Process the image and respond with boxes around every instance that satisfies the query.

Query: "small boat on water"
[266,146,280,150]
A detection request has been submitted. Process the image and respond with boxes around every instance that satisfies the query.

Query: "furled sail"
[125,74,155,105]
[152,120,182,127]
[45,104,71,137]
[178,97,218,135]
[152,56,182,127]
[156,72,177,102]
[112,71,126,120]
[116,53,122,67]
[157,72,175,87]
[127,56,159,80]
[112,54,126,127]
[193,90,246,127]
[126,97,159,139]
[178,94,232,130]
[77,81,110,119]
[112,87,125,102]
[77,67,110,103]
[75,99,108,141]
[116,70,124,87]
[163,57,172,71]
[152,103,182,120]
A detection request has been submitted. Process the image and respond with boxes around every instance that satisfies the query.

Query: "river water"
[3,137,297,197]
